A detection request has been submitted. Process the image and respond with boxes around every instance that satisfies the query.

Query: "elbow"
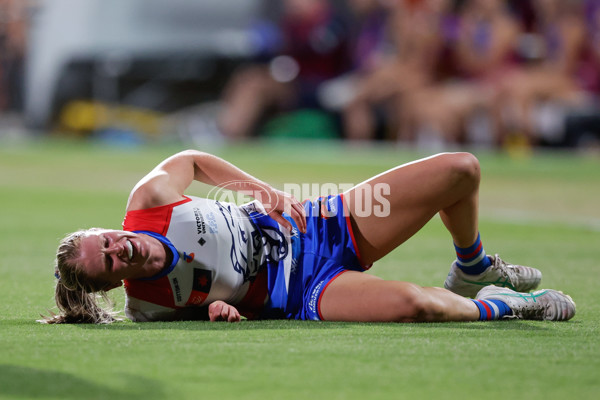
[177,149,209,159]
[173,150,210,173]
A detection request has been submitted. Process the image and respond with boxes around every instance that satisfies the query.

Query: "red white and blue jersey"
[122,196,294,321]
[122,194,365,322]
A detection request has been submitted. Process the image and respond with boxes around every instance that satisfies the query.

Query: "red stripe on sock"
[478,300,493,320]
[457,241,483,260]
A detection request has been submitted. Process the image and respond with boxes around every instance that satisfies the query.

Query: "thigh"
[318,271,423,322]
[343,152,479,264]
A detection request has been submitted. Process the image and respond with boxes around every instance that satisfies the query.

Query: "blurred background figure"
[400,0,521,149]
[1,0,597,149]
[217,0,350,140]
[564,0,600,148]
[495,0,592,147]
[0,0,27,113]
[332,0,451,141]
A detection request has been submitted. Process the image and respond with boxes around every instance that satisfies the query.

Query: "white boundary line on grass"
[482,207,600,232]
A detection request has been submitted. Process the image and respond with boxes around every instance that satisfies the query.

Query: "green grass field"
[1,138,599,400]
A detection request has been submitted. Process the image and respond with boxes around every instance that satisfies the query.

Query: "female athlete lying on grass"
[42,150,575,323]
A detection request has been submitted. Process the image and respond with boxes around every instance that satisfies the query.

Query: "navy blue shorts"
[288,194,370,320]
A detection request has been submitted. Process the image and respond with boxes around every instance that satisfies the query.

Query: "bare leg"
[219,66,293,139]
[344,152,481,265]
[318,153,484,322]
[319,271,479,322]
[317,153,486,322]
[343,99,377,141]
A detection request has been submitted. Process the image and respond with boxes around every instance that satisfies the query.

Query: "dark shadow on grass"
[413,320,554,331]
[9,315,576,332]
[76,319,353,331]
[70,318,565,332]
[0,365,166,400]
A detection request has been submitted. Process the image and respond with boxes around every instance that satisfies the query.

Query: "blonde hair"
[39,229,120,324]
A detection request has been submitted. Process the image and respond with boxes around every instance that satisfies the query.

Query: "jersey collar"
[133,230,179,281]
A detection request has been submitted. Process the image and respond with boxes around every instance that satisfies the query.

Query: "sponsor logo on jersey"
[172,277,182,303]
[183,252,195,263]
[187,268,213,305]
[308,280,325,317]
[206,212,218,234]
[193,207,206,234]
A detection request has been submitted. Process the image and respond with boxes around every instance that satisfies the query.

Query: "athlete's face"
[75,230,161,290]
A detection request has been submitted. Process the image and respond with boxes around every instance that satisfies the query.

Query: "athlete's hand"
[208,301,241,322]
[262,188,307,234]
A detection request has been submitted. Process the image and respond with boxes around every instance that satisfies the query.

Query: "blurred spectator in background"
[495,0,592,147]
[331,0,450,141]
[586,0,600,81]
[563,0,600,148]
[217,0,349,140]
[400,0,520,148]
[12,0,599,147]
[0,0,27,112]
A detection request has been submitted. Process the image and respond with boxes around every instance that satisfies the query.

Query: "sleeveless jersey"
[122,196,292,321]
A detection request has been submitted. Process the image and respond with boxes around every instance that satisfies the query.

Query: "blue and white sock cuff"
[472,299,501,321]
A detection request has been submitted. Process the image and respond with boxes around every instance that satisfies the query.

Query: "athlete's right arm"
[127,150,306,233]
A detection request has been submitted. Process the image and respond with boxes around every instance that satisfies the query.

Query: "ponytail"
[39,229,120,324]
[40,280,118,324]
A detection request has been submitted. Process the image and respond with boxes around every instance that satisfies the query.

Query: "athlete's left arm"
[127,150,306,232]
[160,300,240,322]
[208,300,241,322]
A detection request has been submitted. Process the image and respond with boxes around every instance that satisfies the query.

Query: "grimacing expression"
[73,230,155,289]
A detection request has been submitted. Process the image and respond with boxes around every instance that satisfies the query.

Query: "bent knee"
[439,152,481,189]
[445,152,480,179]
